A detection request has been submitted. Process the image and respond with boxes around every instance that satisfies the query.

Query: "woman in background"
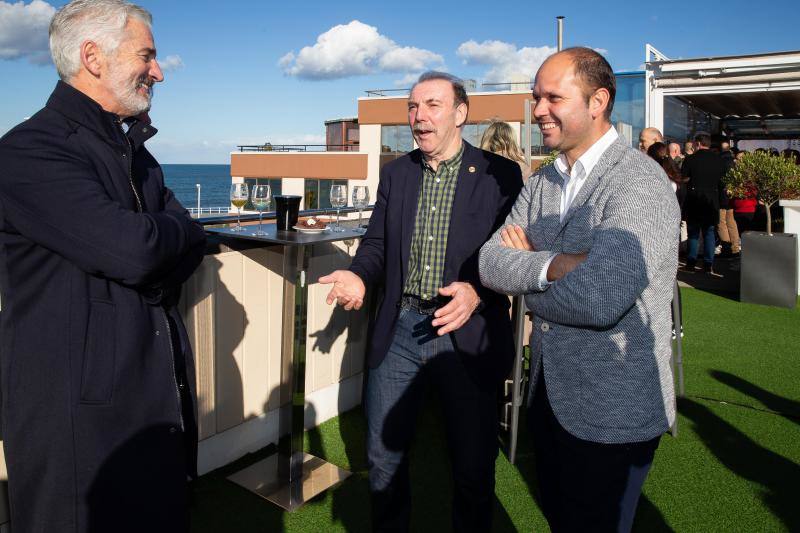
[480,120,532,181]
[647,141,689,207]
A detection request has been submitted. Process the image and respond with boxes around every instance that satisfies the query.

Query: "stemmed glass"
[330,184,348,233]
[352,185,370,234]
[251,184,272,236]
[229,182,249,232]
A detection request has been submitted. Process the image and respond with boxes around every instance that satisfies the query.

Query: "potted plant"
[724,151,800,308]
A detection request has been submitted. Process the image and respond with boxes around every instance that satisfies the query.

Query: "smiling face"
[532,53,608,165]
[407,78,467,164]
[101,18,163,118]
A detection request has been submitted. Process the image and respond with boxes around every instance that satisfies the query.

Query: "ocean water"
[161,164,231,209]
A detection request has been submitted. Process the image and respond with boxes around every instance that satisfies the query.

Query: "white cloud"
[457,39,556,83]
[159,54,183,72]
[280,20,443,80]
[456,40,516,65]
[0,0,56,64]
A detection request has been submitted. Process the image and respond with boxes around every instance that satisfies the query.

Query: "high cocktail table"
[206,224,363,511]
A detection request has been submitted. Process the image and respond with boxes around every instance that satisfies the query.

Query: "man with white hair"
[638,126,663,152]
[0,1,205,531]
[668,142,684,164]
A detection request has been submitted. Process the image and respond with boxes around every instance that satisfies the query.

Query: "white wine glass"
[230,182,249,232]
[352,185,369,234]
[251,184,272,236]
[330,184,348,233]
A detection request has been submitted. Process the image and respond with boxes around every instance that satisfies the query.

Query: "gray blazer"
[479,137,680,444]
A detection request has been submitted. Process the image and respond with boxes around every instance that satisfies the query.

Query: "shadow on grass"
[189,443,284,532]
[679,397,800,532]
[710,370,800,420]
[305,398,516,531]
[501,408,674,533]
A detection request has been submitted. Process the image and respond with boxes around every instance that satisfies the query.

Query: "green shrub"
[723,151,800,234]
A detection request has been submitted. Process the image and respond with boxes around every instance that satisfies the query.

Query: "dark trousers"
[365,306,499,532]
[686,223,716,266]
[528,374,660,533]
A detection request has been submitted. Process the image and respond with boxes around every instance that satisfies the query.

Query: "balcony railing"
[236,144,359,152]
[197,205,374,226]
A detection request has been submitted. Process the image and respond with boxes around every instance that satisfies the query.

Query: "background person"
[682,133,725,274]
[0,1,206,531]
[480,119,532,181]
[639,126,663,152]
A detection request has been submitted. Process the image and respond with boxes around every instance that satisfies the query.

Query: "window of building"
[304,179,348,210]
[380,125,413,153]
[242,178,282,209]
[461,123,491,148]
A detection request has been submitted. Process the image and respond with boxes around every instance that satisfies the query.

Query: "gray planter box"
[740,232,798,309]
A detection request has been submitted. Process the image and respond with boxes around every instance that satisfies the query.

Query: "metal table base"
[207,225,362,511]
[227,452,350,511]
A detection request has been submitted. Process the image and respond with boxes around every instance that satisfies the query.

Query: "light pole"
[195,183,201,218]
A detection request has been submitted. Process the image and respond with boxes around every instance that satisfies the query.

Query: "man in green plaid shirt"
[320,72,522,532]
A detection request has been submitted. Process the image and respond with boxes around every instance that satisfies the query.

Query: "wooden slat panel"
[182,258,218,439]
[264,248,284,411]
[241,249,271,419]
[213,253,246,432]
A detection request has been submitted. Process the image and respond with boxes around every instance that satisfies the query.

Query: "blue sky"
[1,0,799,163]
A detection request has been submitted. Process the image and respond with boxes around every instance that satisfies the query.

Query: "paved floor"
[677,254,740,296]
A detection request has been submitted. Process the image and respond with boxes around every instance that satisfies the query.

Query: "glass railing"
[236,144,359,152]
[197,205,374,227]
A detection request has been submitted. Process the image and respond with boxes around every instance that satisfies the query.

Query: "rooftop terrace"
[186,269,799,532]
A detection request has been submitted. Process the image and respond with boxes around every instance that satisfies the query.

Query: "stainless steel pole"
[195,183,201,217]
[557,16,565,51]
[508,296,527,463]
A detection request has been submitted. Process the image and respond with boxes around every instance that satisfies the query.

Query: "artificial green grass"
[190,288,800,532]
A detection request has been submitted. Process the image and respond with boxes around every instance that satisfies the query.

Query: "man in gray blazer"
[479,48,680,532]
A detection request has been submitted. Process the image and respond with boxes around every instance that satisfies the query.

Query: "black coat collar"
[46,80,157,150]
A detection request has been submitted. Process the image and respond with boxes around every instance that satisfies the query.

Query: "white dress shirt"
[538,126,619,288]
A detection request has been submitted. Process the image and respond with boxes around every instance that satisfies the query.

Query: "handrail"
[236,144,359,153]
[197,205,374,227]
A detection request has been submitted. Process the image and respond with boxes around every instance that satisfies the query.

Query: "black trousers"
[528,374,660,533]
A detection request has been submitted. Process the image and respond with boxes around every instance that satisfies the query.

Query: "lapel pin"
[468,166,476,173]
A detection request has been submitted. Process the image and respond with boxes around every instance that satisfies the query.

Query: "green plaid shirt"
[403,143,463,300]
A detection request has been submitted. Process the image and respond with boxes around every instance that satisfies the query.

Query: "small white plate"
[293,225,328,234]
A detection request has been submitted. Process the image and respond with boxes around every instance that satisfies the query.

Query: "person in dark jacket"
[681,133,725,274]
[0,1,206,531]
[318,72,522,532]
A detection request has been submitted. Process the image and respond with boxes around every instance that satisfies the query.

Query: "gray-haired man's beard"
[109,68,154,117]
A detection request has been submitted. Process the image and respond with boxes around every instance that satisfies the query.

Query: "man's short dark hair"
[560,47,616,120]
[413,71,469,110]
[694,133,711,147]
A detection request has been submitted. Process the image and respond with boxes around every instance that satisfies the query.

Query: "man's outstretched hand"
[318,270,366,311]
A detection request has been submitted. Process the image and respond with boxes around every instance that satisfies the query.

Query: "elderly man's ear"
[80,40,104,77]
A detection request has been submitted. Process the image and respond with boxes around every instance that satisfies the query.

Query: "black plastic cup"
[275,195,301,231]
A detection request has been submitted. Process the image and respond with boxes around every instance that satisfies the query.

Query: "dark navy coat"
[0,81,206,532]
[349,142,522,385]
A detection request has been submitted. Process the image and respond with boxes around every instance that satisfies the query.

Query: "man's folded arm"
[525,177,679,328]
[0,140,207,287]
[479,183,554,295]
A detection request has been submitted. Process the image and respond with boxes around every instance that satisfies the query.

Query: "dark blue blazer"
[349,142,523,384]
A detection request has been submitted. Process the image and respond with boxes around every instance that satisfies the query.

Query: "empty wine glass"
[352,185,370,234]
[251,184,272,236]
[330,184,348,232]
[229,182,249,232]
